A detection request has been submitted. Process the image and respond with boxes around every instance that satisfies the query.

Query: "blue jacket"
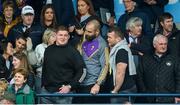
[118,8,153,37]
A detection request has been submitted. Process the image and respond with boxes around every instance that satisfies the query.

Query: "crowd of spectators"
[0,0,180,104]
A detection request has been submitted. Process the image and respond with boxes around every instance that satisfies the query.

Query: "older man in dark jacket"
[137,34,180,103]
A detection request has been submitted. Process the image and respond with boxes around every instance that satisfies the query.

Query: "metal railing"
[36,93,180,104]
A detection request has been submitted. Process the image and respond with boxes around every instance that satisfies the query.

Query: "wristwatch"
[111,91,118,94]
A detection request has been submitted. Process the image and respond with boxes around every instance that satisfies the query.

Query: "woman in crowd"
[34,28,56,93]
[0,39,14,80]
[13,35,27,53]
[10,52,35,88]
[0,0,21,41]
[40,4,57,31]
[7,68,34,104]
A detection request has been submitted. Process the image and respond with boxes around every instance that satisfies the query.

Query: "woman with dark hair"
[13,35,27,53]
[69,0,101,49]
[40,4,57,30]
[0,39,14,80]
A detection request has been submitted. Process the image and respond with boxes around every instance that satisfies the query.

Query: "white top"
[35,43,48,77]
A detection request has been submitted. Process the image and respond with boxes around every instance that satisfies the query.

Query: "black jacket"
[125,34,153,55]
[155,25,180,57]
[137,53,180,103]
[0,54,12,80]
[7,23,43,49]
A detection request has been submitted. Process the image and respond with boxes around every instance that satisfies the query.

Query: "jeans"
[35,76,41,94]
[40,87,73,104]
[111,85,137,104]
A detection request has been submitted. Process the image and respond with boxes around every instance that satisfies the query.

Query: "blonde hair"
[76,35,86,54]
[42,28,56,44]
[0,78,8,96]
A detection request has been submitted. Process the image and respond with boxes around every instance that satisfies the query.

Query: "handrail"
[36,93,180,104]
[36,93,180,97]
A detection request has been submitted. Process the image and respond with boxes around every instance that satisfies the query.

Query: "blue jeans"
[35,76,41,94]
[40,87,73,104]
[111,85,137,104]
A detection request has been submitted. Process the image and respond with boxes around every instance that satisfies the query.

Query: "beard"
[85,35,96,41]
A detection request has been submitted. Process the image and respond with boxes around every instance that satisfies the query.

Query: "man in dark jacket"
[7,5,43,49]
[118,0,153,37]
[155,12,180,57]
[137,34,180,103]
[125,17,153,67]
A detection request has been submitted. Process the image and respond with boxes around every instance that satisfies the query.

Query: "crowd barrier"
[36,93,180,104]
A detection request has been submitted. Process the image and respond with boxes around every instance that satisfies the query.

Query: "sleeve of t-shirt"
[115,49,128,64]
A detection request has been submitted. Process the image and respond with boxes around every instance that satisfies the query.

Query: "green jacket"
[7,84,35,104]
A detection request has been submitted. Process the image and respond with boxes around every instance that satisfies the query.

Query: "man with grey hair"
[117,0,153,36]
[125,17,153,67]
[137,34,180,103]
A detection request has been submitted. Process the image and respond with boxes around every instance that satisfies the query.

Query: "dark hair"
[108,26,124,39]
[40,4,57,28]
[159,12,173,22]
[76,0,95,19]
[16,35,27,42]
[0,39,8,53]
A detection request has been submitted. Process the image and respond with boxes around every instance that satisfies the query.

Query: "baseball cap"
[21,5,34,15]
